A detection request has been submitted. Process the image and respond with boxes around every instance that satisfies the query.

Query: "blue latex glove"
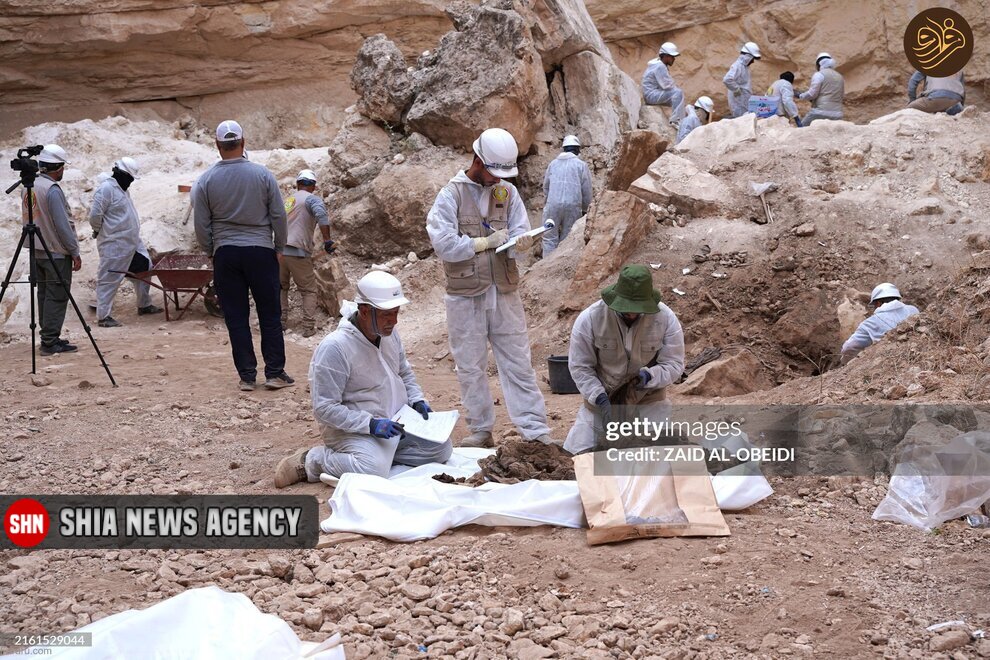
[594,392,612,429]
[323,239,336,255]
[411,400,432,420]
[637,368,652,389]
[369,418,404,439]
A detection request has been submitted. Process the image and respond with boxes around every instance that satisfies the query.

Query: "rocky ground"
[1,303,988,659]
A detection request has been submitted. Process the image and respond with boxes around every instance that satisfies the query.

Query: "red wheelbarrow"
[117,254,221,321]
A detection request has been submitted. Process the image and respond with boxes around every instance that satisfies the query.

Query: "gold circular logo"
[904,8,973,77]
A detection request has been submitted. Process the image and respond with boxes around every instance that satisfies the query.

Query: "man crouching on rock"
[274,271,451,487]
[564,265,685,455]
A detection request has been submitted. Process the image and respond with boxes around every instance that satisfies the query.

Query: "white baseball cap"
[215,120,243,141]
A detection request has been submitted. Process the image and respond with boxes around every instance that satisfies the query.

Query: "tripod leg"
[32,230,118,387]
[0,226,37,373]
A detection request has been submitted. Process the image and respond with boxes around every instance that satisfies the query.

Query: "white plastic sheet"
[710,463,775,510]
[873,432,990,531]
[320,448,585,541]
[11,586,345,660]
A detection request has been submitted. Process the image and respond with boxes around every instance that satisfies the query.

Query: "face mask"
[112,167,134,191]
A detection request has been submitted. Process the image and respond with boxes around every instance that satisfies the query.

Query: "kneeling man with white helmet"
[274,271,451,487]
[840,282,919,365]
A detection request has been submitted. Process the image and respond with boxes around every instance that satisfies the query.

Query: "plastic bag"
[872,432,990,531]
[748,181,779,197]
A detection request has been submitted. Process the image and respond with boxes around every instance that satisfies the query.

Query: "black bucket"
[548,355,580,394]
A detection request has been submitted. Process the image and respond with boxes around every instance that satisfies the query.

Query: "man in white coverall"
[723,42,761,118]
[90,157,162,327]
[541,135,592,255]
[675,96,714,145]
[273,271,450,487]
[641,42,686,125]
[799,53,844,125]
[426,128,552,449]
[565,265,685,455]
[767,72,801,126]
[840,283,919,365]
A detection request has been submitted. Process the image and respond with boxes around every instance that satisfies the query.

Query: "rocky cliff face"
[3,0,985,145]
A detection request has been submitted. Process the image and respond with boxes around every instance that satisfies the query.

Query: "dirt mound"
[434,441,575,485]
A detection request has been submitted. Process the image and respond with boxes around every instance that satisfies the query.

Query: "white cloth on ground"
[319,448,584,541]
[89,177,152,319]
[541,152,592,254]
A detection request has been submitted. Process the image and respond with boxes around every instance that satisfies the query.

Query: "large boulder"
[514,0,609,67]
[560,50,641,153]
[773,290,841,368]
[564,191,654,311]
[350,34,415,125]
[326,111,392,189]
[674,113,758,156]
[678,350,773,397]
[405,4,548,154]
[606,130,667,192]
[629,153,734,215]
[333,147,457,260]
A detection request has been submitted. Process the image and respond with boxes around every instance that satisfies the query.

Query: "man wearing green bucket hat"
[564,265,685,454]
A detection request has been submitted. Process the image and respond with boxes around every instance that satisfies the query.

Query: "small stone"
[906,383,925,397]
[826,587,845,597]
[77,380,94,389]
[902,557,924,570]
[777,528,797,538]
[501,608,525,636]
[650,617,680,634]
[554,566,570,580]
[155,353,165,360]
[884,384,908,400]
[400,583,431,601]
[229,461,241,469]
[302,608,323,631]
[714,543,728,554]
[366,611,391,628]
[700,556,722,567]
[530,626,567,646]
[930,630,971,652]
[793,222,816,237]
[407,251,419,262]
[31,375,51,387]
[538,593,561,612]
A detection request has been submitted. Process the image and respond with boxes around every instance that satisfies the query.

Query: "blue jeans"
[213,245,285,381]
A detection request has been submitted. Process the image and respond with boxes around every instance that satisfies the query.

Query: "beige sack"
[574,447,730,545]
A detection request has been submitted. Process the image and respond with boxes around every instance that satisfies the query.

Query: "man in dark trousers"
[193,119,293,391]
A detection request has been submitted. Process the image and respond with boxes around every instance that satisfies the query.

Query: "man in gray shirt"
[22,144,81,355]
[193,119,293,391]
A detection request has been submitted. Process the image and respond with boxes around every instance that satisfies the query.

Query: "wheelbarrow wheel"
[204,284,224,318]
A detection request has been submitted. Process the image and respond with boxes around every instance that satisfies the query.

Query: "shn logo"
[904,8,973,76]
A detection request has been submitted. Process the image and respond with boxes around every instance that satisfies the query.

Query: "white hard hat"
[39,144,69,165]
[472,128,518,178]
[562,135,581,148]
[114,157,140,179]
[355,271,410,310]
[870,283,901,303]
[297,169,317,183]
[741,42,762,59]
[694,96,715,114]
[815,52,832,65]
[658,42,680,57]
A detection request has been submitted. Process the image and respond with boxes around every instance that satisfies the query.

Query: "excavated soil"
[434,442,576,486]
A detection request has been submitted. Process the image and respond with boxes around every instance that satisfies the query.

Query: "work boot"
[531,434,554,445]
[274,448,309,488]
[98,316,122,328]
[461,431,494,448]
[265,371,295,390]
[40,341,78,356]
[138,305,164,315]
[239,380,256,392]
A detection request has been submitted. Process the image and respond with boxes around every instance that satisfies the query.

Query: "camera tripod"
[1,148,116,386]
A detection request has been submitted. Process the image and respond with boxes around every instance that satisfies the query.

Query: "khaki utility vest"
[925,73,964,97]
[285,190,319,254]
[442,181,520,297]
[22,175,74,256]
[813,68,844,114]
[590,302,666,395]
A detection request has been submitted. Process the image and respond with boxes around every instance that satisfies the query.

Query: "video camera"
[10,145,43,175]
